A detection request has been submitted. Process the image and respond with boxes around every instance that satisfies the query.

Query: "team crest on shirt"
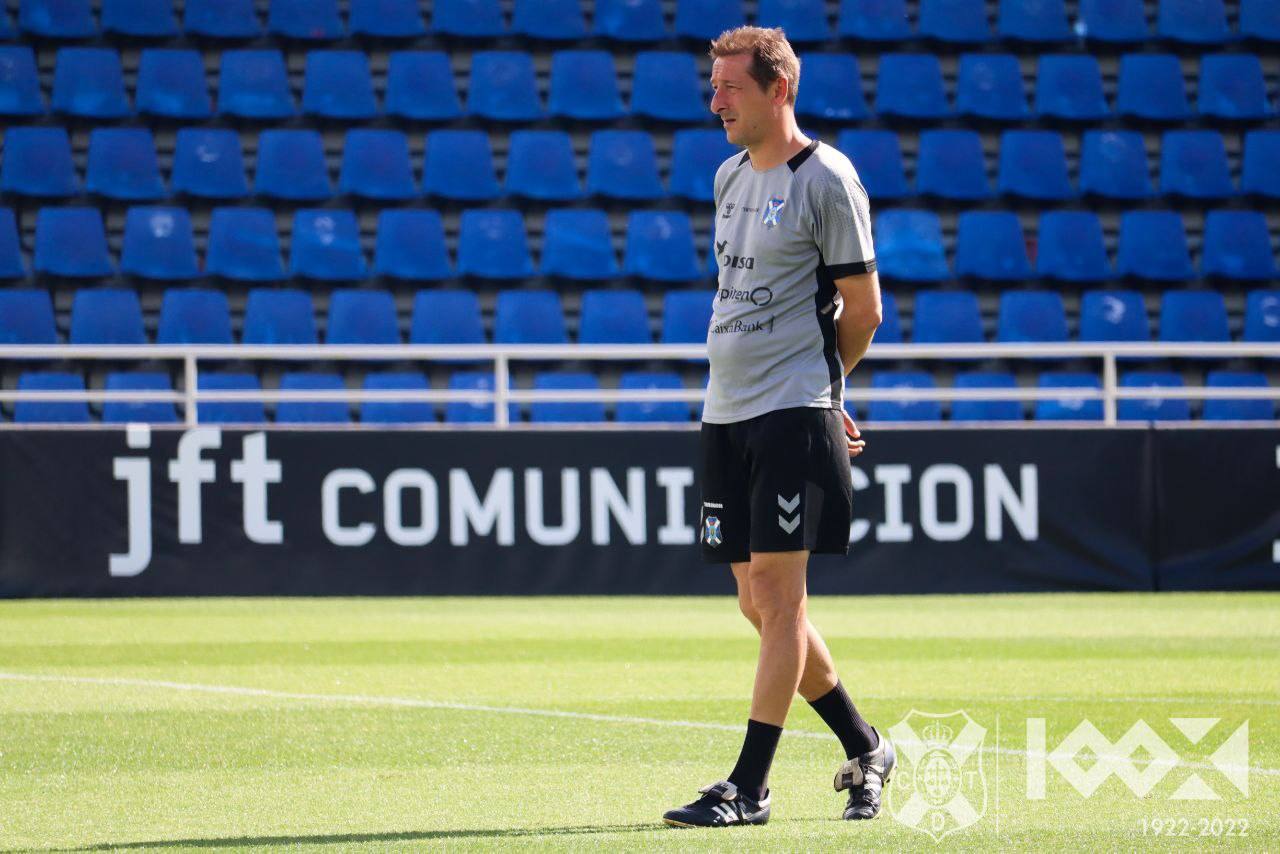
[762,196,786,228]
[703,516,723,547]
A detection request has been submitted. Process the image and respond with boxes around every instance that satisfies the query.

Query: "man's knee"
[747,552,808,627]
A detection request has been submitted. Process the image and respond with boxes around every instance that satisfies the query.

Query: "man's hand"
[843,409,865,458]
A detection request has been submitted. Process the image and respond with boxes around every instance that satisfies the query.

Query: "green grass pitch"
[1,593,1277,851]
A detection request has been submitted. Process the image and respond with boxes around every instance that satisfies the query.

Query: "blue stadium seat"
[1036,373,1102,421]
[506,130,581,201]
[1036,211,1111,282]
[444,372,497,423]
[361,373,434,425]
[495,290,567,344]
[468,52,543,122]
[255,130,331,200]
[86,128,164,200]
[122,207,198,280]
[997,0,1070,40]
[339,130,417,201]
[374,209,452,280]
[837,130,908,199]
[1118,372,1189,421]
[290,210,367,281]
[662,290,713,344]
[876,54,949,119]
[1160,131,1234,199]
[595,0,665,41]
[103,0,177,35]
[956,54,1028,120]
[951,372,1022,422]
[1034,55,1108,121]
[1199,54,1272,120]
[876,290,904,343]
[1202,372,1274,421]
[0,47,42,116]
[617,372,689,423]
[997,290,1067,343]
[184,0,259,37]
[624,211,701,281]
[1244,290,1280,342]
[197,374,264,425]
[579,290,651,344]
[0,208,22,279]
[838,0,911,40]
[218,51,295,119]
[757,0,830,41]
[549,51,624,120]
[52,48,128,118]
[541,209,618,279]
[0,290,56,344]
[530,373,605,423]
[386,52,462,121]
[70,288,145,344]
[1078,0,1148,41]
[1243,131,1280,197]
[158,289,233,344]
[103,372,177,424]
[0,9,11,37]
[512,0,586,39]
[1079,290,1150,342]
[676,0,746,39]
[1116,54,1190,121]
[326,289,399,345]
[671,130,737,201]
[269,0,343,39]
[916,130,990,200]
[15,373,90,424]
[1,127,77,197]
[20,0,95,37]
[303,51,376,119]
[587,131,663,200]
[919,0,989,42]
[1159,290,1229,341]
[35,208,112,278]
[869,372,941,422]
[277,373,350,424]
[1241,0,1280,41]
[136,50,211,119]
[997,131,1073,200]
[1117,211,1193,281]
[411,289,485,345]
[423,130,500,201]
[172,129,248,199]
[457,209,534,279]
[913,290,984,343]
[633,52,705,122]
[350,0,425,37]
[874,210,948,281]
[1079,131,1152,199]
[954,211,1030,281]
[206,208,285,281]
[432,0,505,37]
[796,53,869,120]
[242,289,316,344]
[1202,211,1276,280]
[1157,0,1229,44]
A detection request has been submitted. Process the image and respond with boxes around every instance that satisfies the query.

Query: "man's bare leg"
[743,550,810,725]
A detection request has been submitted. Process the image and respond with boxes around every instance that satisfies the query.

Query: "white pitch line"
[0,671,1275,779]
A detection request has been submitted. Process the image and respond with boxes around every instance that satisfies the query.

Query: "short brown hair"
[709,26,801,106]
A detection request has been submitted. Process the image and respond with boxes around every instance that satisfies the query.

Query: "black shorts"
[699,406,854,564]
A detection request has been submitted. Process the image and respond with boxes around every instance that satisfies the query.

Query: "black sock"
[808,680,878,759]
[726,718,782,801]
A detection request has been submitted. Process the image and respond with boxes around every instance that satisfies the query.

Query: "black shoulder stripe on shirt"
[738,150,751,167]
[786,138,820,172]
[827,259,877,278]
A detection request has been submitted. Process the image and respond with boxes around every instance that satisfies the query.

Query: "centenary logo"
[702,515,722,547]
[887,711,988,842]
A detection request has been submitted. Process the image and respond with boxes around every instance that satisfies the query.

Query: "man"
[662,26,892,829]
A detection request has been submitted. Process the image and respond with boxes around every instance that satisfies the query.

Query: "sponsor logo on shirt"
[718,285,772,306]
[712,316,775,335]
[721,202,735,219]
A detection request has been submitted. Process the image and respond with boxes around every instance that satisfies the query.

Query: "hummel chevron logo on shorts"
[777,493,800,534]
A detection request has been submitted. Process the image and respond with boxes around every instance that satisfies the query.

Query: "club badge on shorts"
[762,196,786,228]
[703,516,723,547]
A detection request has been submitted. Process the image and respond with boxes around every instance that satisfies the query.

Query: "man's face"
[709,54,780,148]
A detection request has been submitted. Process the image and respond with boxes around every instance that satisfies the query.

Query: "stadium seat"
[1160,131,1234,199]
[103,372,177,424]
[913,290,984,343]
[326,289,399,345]
[433,0,505,37]
[197,374,264,425]
[837,130,909,200]
[136,50,211,119]
[184,0,259,37]
[624,211,702,281]
[1079,290,1151,342]
[361,373,434,425]
[997,0,1070,41]
[373,209,452,280]
[617,372,689,423]
[757,0,830,41]
[290,210,367,281]
[662,290,713,344]
[550,52,624,121]
[530,373,605,423]
[254,130,331,200]
[876,54,950,119]
[218,51,295,119]
[172,129,248,199]
[1116,54,1191,122]
[86,129,165,201]
[103,0,177,35]
[1241,0,1280,41]
[121,207,198,280]
[1199,55,1271,120]
[350,0,425,37]
[303,51,376,120]
[339,130,416,200]
[1157,0,1229,44]
[951,372,1022,421]
[157,289,233,344]
[579,290,651,344]
[594,0,665,41]
[956,54,1028,121]
[0,289,56,344]
[457,210,534,279]
[1079,131,1152,200]
[671,130,738,201]
[0,47,43,116]
[869,372,941,422]
[468,52,543,122]
[1243,131,1280,198]
[0,208,22,279]
[495,290,567,344]
[954,211,1031,281]
[1202,211,1277,280]
[1118,371,1189,421]
[838,0,911,40]
[996,290,1067,343]
[796,53,869,120]
[1034,55,1108,121]
[1161,290,1231,343]
[205,208,285,281]
[242,289,317,344]
[445,372,517,424]
[916,130,990,200]
[876,291,904,343]
[15,373,90,424]
[1202,372,1274,421]
[918,0,989,42]
[512,0,586,40]
[874,210,948,281]
[1,127,77,198]
[1244,290,1280,342]
[386,52,463,121]
[1036,211,1111,282]
[541,209,618,279]
[1078,0,1148,41]
[20,0,95,37]
[587,131,663,200]
[1117,211,1193,281]
[423,131,500,201]
[505,131,581,201]
[997,131,1073,200]
[676,0,746,39]
[35,208,112,278]
[52,49,128,118]
[277,373,350,424]
[268,0,342,39]
[633,52,705,122]
[410,289,485,345]
[1036,373,1103,421]
[70,289,145,344]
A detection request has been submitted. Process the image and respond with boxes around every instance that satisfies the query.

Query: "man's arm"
[833,270,882,377]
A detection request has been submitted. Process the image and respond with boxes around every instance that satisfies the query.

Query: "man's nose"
[710,90,724,114]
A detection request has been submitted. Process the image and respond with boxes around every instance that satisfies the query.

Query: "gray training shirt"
[702,138,877,425]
